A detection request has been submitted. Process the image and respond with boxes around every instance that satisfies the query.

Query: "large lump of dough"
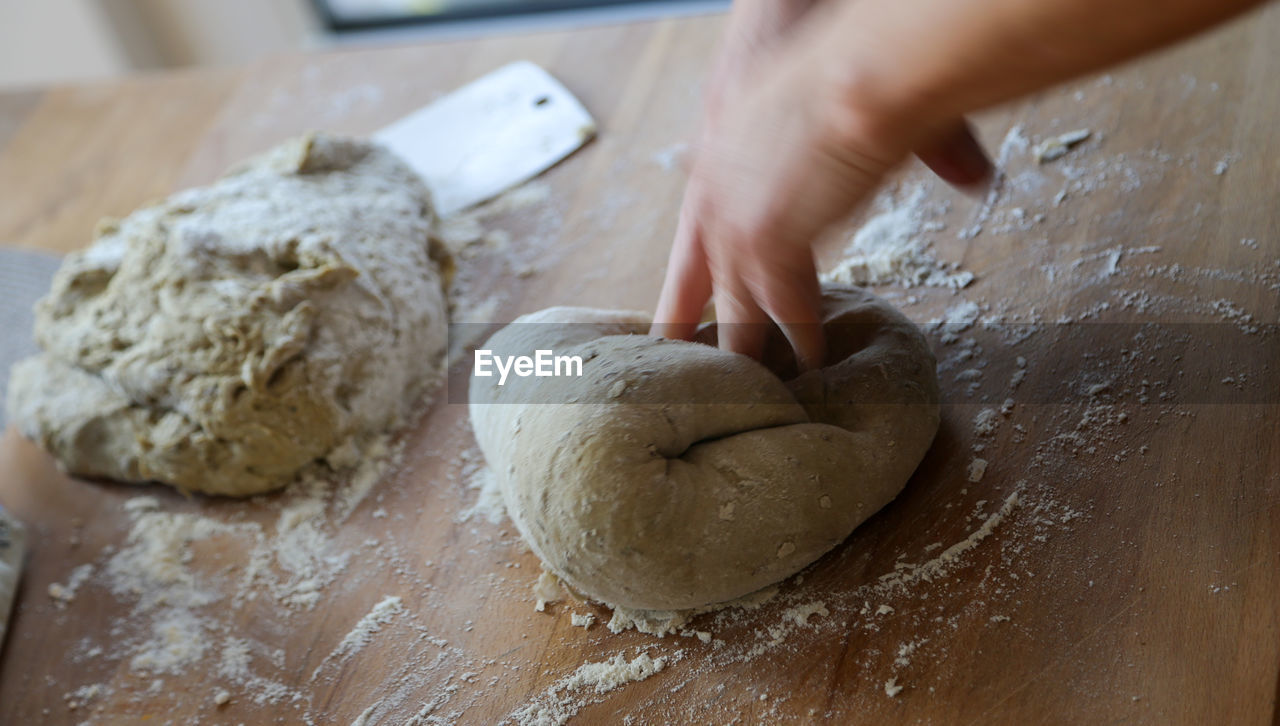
[470,286,939,611]
[6,134,452,496]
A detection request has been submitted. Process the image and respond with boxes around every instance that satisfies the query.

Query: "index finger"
[652,199,713,341]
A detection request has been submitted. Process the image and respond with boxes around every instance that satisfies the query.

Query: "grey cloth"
[0,248,62,428]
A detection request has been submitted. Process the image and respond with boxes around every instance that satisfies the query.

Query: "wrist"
[798,25,924,170]
[800,0,973,152]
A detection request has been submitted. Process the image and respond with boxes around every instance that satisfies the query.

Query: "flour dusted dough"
[470,286,939,611]
[7,134,451,496]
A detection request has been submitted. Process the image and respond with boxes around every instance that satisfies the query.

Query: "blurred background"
[0,0,722,89]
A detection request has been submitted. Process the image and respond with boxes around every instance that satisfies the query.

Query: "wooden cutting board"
[1,9,1278,725]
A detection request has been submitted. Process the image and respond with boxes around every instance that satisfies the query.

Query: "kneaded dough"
[7,134,452,496]
[470,286,939,611]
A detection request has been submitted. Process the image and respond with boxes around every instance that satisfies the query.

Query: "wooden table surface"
[1,8,1278,725]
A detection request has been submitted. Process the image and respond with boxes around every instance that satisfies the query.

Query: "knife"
[0,249,54,645]
[375,60,597,217]
[0,505,24,648]
[0,248,61,430]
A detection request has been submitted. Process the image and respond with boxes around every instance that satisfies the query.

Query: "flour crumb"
[534,569,562,612]
[570,612,595,629]
[212,687,232,706]
[973,408,1001,436]
[783,601,829,626]
[895,639,925,667]
[1085,381,1112,398]
[63,683,105,711]
[48,563,93,607]
[967,458,989,483]
[718,501,736,521]
[938,300,982,332]
[875,604,895,616]
[885,677,904,697]
[1034,129,1091,163]
[510,651,673,726]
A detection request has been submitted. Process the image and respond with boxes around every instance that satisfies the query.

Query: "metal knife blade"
[374,61,596,217]
[0,247,61,430]
[0,504,25,648]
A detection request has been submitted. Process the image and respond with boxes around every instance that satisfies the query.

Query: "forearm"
[808,0,1268,141]
[704,0,823,115]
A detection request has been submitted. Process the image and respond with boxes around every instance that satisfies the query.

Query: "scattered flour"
[54,432,411,708]
[218,637,253,681]
[936,300,983,343]
[822,187,975,289]
[973,408,1002,437]
[438,182,552,259]
[63,683,106,711]
[606,586,779,637]
[875,488,1022,593]
[129,608,212,675]
[38,181,574,724]
[458,465,506,525]
[48,563,93,607]
[34,74,1278,724]
[321,595,405,670]
[563,652,670,694]
[509,651,675,726]
[895,639,925,668]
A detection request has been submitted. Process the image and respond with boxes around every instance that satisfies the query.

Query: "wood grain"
[0,8,1277,725]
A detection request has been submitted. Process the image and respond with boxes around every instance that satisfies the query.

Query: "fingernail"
[955,142,994,188]
[959,172,996,201]
[799,348,824,372]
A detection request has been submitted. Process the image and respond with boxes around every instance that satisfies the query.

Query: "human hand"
[655,0,1261,368]
[653,5,992,368]
[701,0,819,122]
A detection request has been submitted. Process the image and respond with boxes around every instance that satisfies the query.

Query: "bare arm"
[653,0,1268,366]
[823,0,1264,141]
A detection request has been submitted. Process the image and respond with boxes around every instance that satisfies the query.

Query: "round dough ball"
[470,286,939,611]
[7,134,452,496]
